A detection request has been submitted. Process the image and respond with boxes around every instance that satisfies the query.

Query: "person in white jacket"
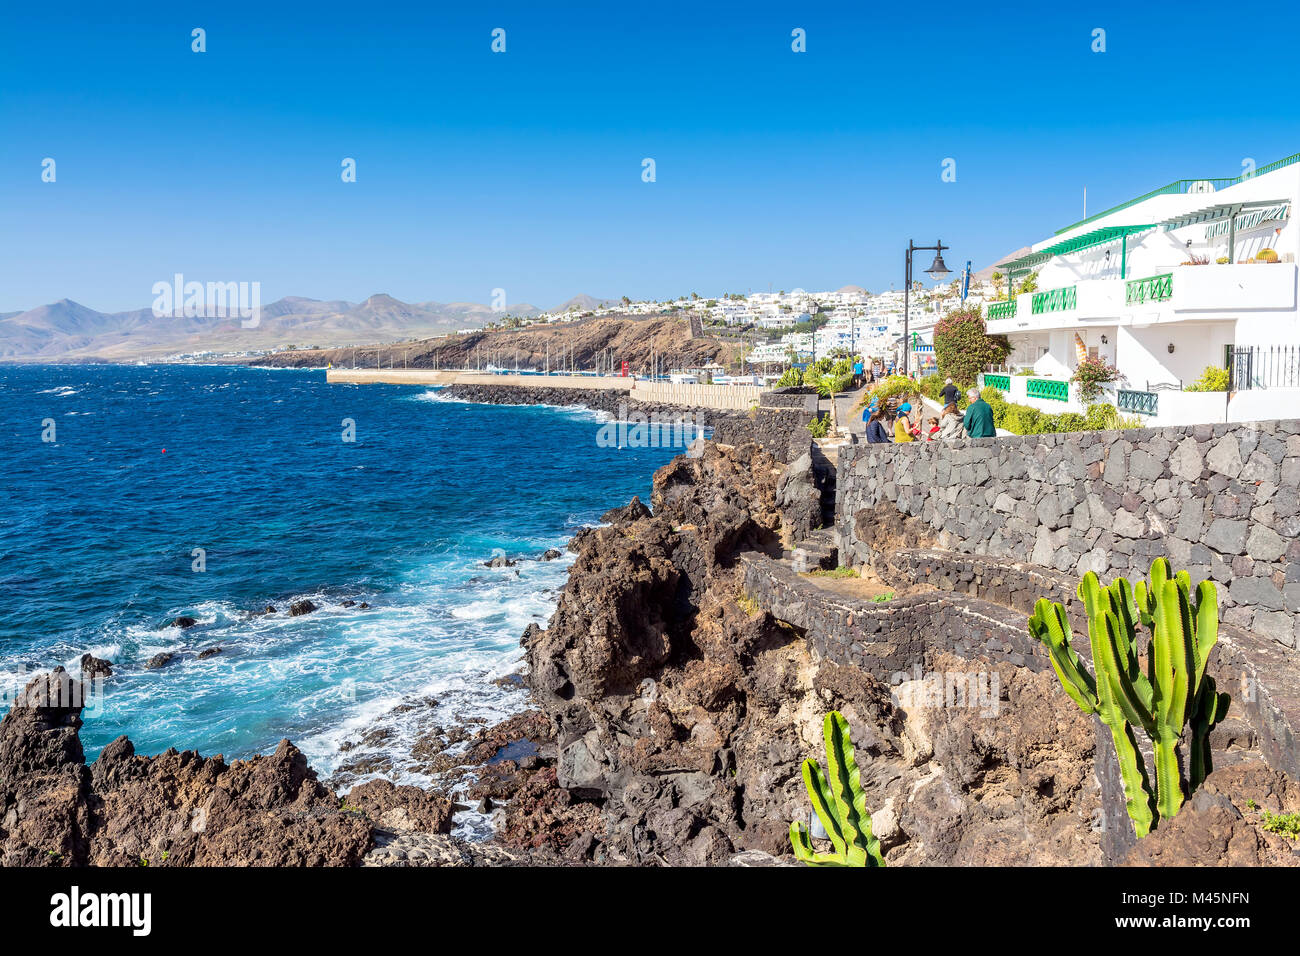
[938,402,965,440]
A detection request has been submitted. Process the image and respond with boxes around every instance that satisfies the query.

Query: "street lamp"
[903,239,951,376]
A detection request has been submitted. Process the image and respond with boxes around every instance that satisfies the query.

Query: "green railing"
[987,300,1017,320]
[1027,378,1069,402]
[1117,389,1158,416]
[983,374,1010,392]
[1031,285,1077,314]
[1126,273,1173,305]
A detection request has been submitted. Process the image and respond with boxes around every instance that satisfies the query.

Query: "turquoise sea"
[0,365,681,785]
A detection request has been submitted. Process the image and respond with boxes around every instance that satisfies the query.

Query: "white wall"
[1114,322,1233,389]
[1229,388,1300,422]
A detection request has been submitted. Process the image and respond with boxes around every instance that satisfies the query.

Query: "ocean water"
[0,364,684,784]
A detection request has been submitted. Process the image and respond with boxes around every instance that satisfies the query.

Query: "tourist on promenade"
[852,356,864,387]
[939,377,961,406]
[893,402,916,442]
[865,408,892,444]
[961,388,997,438]
[861,395,878,428]
[926,416,940,440]
[939,402,964,439]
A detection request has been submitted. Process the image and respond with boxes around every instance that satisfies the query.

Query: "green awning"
[996,224,1156,278]
[1157,198,1287,232]
[1202,202,1290,238]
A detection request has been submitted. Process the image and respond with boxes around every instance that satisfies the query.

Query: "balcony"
[1169,262,1297,314]
[987,300,1017,320]
[986,263,1298,335]
[1125,273,1173,305]
[1116,388,1159,416]
[1031,285,1077,315]
[1025,377,1069,402]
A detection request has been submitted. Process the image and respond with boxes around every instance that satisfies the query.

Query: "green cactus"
[1028,558,1230,838]
[789,710,885,866]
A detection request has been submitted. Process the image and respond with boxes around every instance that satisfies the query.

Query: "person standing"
[961,388,996,438]
[939,377,961,407]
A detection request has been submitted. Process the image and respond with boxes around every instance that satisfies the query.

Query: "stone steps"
[787,527,839,572]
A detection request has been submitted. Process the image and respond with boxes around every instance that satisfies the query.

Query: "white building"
[985,152,1300,424]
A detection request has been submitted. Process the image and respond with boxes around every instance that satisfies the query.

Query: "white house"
[984,152,1300,424]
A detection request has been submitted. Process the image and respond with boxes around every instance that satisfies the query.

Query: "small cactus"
[789,710,885,866]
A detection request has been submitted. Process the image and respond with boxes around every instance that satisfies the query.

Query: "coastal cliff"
[4,436,1299,866]
[250,313,743,375]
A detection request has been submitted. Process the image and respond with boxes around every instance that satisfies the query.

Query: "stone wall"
[441,383,815,463]
[739,553,1039,679]
[837,422,1300,648]
[759,387,819,413]
[740,547,1300,857]
[710,406,816,463]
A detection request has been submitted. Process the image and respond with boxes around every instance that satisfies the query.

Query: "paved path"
[834,385,871,438]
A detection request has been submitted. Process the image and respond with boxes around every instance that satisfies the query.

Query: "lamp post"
[903,239,952,376]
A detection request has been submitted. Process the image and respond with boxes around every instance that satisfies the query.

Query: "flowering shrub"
[1071,356,1121,402]
[933,308,1011,387]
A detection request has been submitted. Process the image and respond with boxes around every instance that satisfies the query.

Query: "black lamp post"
[903,239,951,375]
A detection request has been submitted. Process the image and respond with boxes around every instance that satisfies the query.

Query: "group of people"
[861,377,996,443]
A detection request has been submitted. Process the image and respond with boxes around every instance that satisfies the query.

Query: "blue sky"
[2,1,1299,313]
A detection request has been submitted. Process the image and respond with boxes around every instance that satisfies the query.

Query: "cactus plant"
[1028,558,1230,838]
[789,710,885,866]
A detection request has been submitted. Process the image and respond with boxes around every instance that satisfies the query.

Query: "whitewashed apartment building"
[984,152,1300,424]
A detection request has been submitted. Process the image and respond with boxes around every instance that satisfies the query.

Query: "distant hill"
[974,248,1031,283]
[835,284,869,295]
[0,292,581,362]
[550,294,618,313]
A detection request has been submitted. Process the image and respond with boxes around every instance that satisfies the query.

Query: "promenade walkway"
[834,385,870,439]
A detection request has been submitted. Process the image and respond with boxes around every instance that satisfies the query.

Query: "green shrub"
[1260,811,1300,838]
[868,375,918,403]
[1084,403,1142,430]
[1052,412,1088,432]
[828,370,855,394]
[776,368,802,388]
[807,415,831,438]
[1185,366,1230,392]
[1004,404,1044,435]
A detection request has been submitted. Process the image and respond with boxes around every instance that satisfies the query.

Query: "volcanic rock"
[0,669,374,866]
[80,654,113,681]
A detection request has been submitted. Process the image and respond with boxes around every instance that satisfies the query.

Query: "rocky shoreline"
[4,390,1299,866]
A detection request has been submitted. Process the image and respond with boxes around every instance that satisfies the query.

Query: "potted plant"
[1256,248,1280,263]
